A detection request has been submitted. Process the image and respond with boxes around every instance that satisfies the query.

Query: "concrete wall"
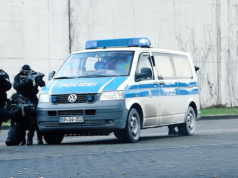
[0,0,69,96]
[70,0,238,107]
[0,0,238,107]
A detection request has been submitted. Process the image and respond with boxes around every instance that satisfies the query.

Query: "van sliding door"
[152,52,183,125]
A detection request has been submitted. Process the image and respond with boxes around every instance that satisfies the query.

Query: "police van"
[37,37,201,144]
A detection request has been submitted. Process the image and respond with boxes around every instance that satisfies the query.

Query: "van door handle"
[160,82,165,87]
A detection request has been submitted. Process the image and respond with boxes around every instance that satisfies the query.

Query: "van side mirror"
[135,67,152,82]
[49,71,55,81]
[195,66,200,71]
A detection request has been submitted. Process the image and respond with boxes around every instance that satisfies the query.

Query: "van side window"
[172,55,193,79]
[153,53,175,79]
[136,53,153,80]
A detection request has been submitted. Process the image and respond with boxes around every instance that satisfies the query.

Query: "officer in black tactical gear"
[5,93,35,146]
[0,69,13,128]
[13,65,45,145]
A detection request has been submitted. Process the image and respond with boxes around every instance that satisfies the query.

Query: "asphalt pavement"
[1,119,238,178]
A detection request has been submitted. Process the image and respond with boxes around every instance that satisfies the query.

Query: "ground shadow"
[59,134,180,146]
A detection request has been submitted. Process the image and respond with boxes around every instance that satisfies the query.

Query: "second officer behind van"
[13,65,45,145]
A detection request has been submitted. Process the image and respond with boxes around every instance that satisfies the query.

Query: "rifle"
[11,100,35,117]
[20,70,45,86]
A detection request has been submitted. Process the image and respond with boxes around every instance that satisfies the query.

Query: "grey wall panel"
[0,0,238,107]
[0,0,69,98]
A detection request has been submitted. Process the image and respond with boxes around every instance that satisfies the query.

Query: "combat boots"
[27,138,33,145]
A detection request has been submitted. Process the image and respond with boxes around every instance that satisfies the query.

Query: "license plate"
[59,116,84,123]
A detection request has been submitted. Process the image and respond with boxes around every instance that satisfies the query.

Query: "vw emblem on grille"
[68,94,77,103]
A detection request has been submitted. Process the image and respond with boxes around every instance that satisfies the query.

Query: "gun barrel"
[21,106,25,116]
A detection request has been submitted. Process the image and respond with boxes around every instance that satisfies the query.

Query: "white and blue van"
[37,37,201,144]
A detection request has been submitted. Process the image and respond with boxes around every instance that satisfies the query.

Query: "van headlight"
[100,91,124,100]
[39,93,49,103]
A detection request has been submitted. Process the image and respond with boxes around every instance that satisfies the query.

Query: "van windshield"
[54,51,134,79]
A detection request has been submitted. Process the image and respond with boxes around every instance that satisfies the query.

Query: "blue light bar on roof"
[85,37,151,49]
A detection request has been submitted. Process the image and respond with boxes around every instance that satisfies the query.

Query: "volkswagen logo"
[68,94,77,103]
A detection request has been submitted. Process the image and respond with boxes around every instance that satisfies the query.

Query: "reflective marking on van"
[179,88,199,95]
[161,88,179,96]
[49,80,58,95]
[125,92,138,98]
[177,82,198,87]
[59,83,97,88]
[50,78,113,94]
[41,80,57,94]
[138,83,155,89]
[98,77,115,93]
[125,85,137,90]
[160,82,178,88]
[151,89,160,97]
[127,82,197,90]
[103,77,128,91]
[163,88,176,96]
[124,82,198,99]
[139,91,150,97]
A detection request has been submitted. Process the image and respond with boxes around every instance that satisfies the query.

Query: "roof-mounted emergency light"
[85,37,151,49]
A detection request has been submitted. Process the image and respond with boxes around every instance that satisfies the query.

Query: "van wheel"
[178,106,196,136]
[121,108,140,143]
[43,132,64,145]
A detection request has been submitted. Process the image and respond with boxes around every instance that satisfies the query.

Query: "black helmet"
[10,93,24,103]
[22,65,31,70]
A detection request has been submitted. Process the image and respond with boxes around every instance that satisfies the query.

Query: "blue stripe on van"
[50,78,114,94]
[40,80,57,93]
[103,77,128,91]
[138,83,155,89]
[161,82,178,88]
[179,88,199,95]
[151,89,160,97]
[124,82,198,98]
[178,82,198,87]
[139,91,150,97]
[125,92,138,98]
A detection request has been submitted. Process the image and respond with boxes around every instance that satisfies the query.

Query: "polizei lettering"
[59,83,97,88]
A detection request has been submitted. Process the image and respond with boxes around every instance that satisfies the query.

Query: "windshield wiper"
[77,75,109,78]
[53,76,72,79]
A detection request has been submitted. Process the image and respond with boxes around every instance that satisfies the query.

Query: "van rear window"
[172,55,193,79]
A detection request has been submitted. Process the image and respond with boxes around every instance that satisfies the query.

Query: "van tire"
[43,132,64,145]
[121,108,140,143]
[178,106,196,136]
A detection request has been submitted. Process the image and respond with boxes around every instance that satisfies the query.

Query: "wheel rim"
[187,112,194,130]
[130,114,139,138]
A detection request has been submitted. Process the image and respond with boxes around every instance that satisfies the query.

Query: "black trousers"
[168,125,177,130]
[0,107,9,128]
[26,97,42,140]
[27,122,42,140]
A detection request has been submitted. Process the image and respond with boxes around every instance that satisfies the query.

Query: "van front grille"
[58,110,84,116]
[56,94,88,103]
[47,110,96,116]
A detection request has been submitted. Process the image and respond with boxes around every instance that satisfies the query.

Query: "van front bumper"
[36,100,128,134]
